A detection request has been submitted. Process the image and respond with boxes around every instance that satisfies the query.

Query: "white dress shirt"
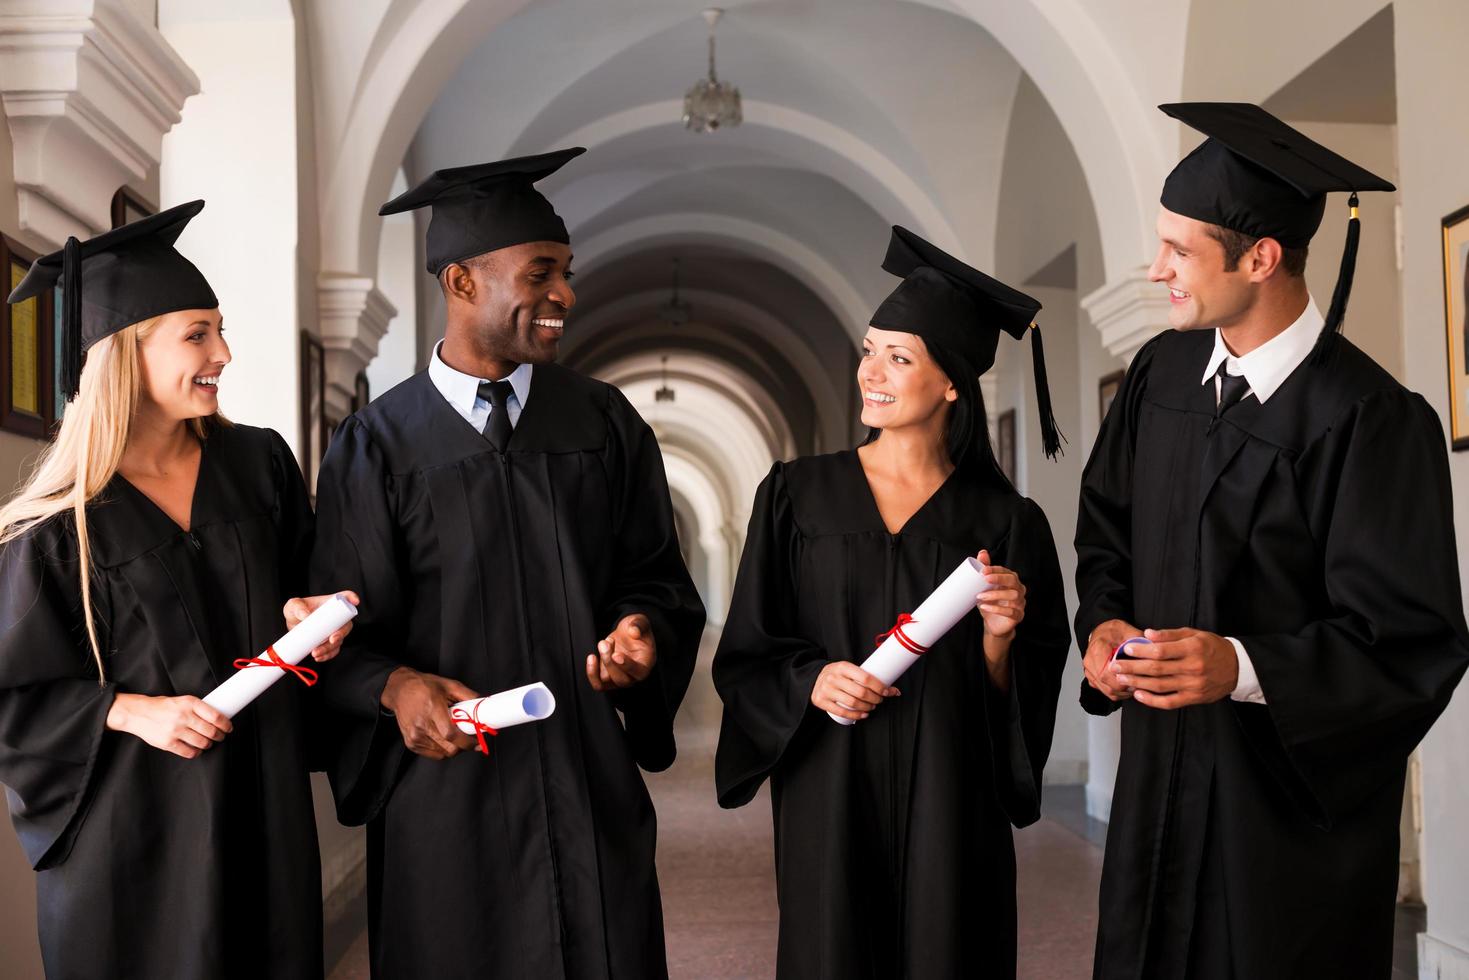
[427,340,532,433]
[1200,297,1325,706]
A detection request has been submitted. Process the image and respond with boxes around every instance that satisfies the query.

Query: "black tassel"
[1030,323,1065,460]
[1311,192,1360,365]
[60,236,82,402]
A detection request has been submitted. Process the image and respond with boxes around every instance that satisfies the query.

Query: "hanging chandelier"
[655,356,676,403]
[682,8,742,133]
[661,257,691,327]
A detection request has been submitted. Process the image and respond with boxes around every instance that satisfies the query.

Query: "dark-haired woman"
[713,226,1072,979]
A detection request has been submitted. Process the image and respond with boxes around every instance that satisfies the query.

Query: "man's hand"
[1111,627,1238,709]
[1083,619,1143,702]
[282,590,361,662]
[586,613,657,692]
[381,667,479,759]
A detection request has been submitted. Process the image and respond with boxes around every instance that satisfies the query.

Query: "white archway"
[576,213,872,336]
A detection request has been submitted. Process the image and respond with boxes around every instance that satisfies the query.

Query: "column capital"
[1080,266,1172,366]
[317,274,397,422]
[0,0,200,245]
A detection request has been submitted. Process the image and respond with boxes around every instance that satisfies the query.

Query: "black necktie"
[1215,362,1250,418]
[478,379,514,451]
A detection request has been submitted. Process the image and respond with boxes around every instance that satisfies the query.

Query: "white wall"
[367,173,421,399]
[159,3,302,453]
[1395,1,1469,972]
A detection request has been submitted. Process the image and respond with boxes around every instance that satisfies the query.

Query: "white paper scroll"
[829,557,992,725]
[452,682,557,733]
[202,594,359,719]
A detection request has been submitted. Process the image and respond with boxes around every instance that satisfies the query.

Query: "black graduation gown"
[309,365,705,980]
[713,450,1071,980]
[0,423,323,980]
[1075,330,1469,980]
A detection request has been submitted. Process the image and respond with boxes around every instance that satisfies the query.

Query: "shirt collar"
[429,340,533,415]
[1200,297,1324,404]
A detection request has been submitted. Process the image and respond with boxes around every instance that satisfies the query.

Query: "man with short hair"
[311,148,705,978]
[1076,103,1468,980]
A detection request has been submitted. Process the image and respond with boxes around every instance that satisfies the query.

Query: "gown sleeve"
[1073,334,1162,717]
[601,388,707,773]
[712,462,827,809]
[982,497,1071,827]
[0,519,117,869]
[309,417,409,823]
[1232,388,1469,827]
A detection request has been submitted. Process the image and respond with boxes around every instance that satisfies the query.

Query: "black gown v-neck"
[0,423,323,980]
[713,450,1071,979]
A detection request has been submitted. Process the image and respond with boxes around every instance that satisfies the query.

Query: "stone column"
[0,0,200,245]
[317,274,396,424]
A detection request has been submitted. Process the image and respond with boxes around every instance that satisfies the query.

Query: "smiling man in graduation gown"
[1075,103,1469,980]
[310,147,705,979]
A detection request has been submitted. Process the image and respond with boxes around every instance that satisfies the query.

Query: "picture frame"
[110,187,155,229]
[299,332,327,493]
[1442,203,1469,451]
[996,408,1016,484]
[1,234,56,439]
[1098,369,1125,423]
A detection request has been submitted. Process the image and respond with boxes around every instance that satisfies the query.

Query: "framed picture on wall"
[1098,369,1125,423]
[1442,204,1469,451]
[996,408,1016,484]
[1,234,56,439]
[111,187,155,229]
[299,332,327,492]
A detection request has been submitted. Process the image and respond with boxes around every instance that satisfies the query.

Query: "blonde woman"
[0,202,355,979]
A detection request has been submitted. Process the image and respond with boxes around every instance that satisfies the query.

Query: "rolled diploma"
[452,682,557,732]
[829,557,992,725]
[202,594,359,718]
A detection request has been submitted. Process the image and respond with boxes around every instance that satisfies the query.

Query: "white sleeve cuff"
[1227,637,1266,704]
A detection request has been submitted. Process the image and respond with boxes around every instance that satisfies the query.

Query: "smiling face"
[1148,206,1257,331]
[135,308,230,421]
[456,240,576,365]
[857,326,957,432]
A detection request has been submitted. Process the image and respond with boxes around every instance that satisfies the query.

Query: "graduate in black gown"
[0,202,354,979]
[714,226,1072,979]
[1075,104,1469,980]
[310,149,705,978]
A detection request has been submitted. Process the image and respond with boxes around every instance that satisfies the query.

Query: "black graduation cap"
[380,147,586,275]
[870,225,1063,458]
[6,200,217,402]
[1159,102,1395,352]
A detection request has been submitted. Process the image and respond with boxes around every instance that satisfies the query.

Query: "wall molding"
[317,274,396,422]
[0,0,199,245]
[1080,265,1172,366]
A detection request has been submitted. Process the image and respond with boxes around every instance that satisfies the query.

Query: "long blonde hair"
[0,317,223,681]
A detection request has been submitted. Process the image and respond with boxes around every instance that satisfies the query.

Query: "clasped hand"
[1083,621,1238,709]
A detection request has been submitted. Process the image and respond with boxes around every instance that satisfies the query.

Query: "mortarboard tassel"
[1311,192,1360,364]
[60,236,82,402]
[1029,323,1065,459]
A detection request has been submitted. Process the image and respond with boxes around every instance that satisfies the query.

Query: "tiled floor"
[329,637,1419,979]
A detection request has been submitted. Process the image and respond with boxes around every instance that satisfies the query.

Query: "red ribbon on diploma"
[450,706,499,756]
[232,645,318,686]
[874,613,928,656]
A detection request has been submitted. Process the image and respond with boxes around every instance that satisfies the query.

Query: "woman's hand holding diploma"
[975,549,1026,693]
[282,590,360,662]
